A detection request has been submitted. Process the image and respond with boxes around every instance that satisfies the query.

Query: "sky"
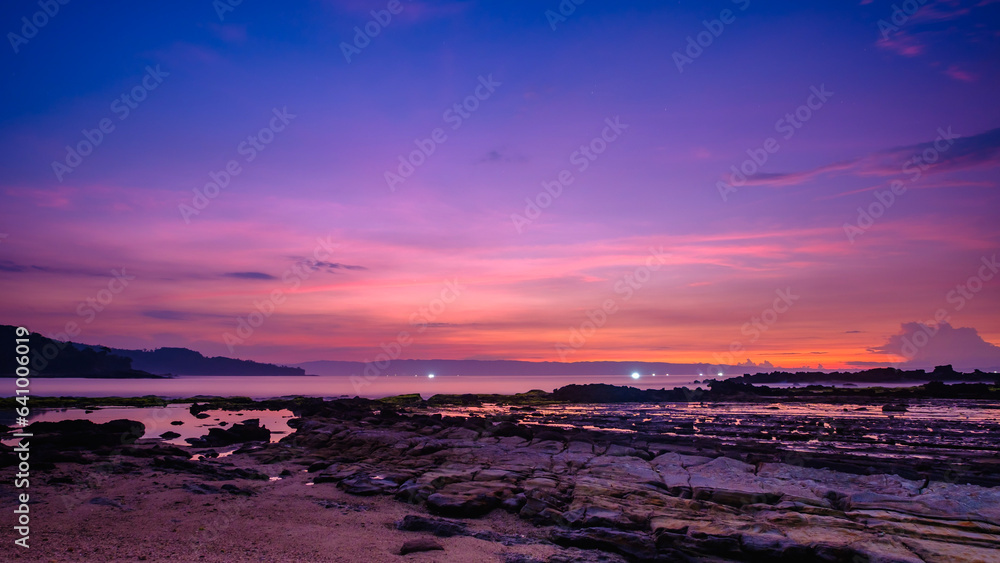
[1,0,999,370]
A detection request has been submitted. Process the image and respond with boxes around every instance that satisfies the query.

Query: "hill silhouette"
[1,325,304,377]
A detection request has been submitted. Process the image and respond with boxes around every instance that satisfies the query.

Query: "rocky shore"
[3,384,1000,562]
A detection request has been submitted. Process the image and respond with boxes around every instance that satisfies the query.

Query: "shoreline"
[3,378,999,407]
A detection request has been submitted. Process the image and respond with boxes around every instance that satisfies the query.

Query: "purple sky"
[1,0,999,370]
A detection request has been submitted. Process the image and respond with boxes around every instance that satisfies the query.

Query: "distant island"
[0,325,305,378]
[725,365,999,385]
[79,345,306,377]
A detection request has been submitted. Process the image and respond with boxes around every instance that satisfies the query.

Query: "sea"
[2,373,948,400]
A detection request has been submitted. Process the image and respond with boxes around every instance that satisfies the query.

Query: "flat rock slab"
[280,403,1000,562]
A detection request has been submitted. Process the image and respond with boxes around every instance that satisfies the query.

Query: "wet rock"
[399,538,443,555]
[395,481,433,504]
[186,419,270,447]
[501,493,527,513]
[337,474,399,496]
[550,527,657,561]
[519,491,566,525]
[533,430,568,443]
[686,456,785,507]
[491,422,533,440]
[426,484,504,518]
[563,505,635,530]
[397,515,468,537]
[151,456,269,481]
[183,483,221,495]
[475,468,517,482]
[547,549,629,563]
[28,419,144,449]
[275,395,1000,562]
[159,431,181,440]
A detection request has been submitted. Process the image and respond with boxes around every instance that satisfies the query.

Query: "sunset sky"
[1,1,999,370]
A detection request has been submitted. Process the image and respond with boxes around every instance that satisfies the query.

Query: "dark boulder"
[397,515,468,537]
[27,419,144,449]
[550,527,657,561]
[185,419,270,447]
[426,488,502,518]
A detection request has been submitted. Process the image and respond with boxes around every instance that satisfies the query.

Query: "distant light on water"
[717,372,724,377]
[428,373,435,379]
[631,372,640,380]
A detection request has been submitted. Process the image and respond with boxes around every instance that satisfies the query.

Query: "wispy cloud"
[223,271,278,280]
[142,310,230,321]
[732,127,1000,190]
[874,0,999,80]
[0,260,112,277]
[945,64,978,83]
[480,148,527,164]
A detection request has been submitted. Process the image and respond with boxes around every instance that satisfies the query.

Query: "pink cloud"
[945,64,977,82]
[876,33,926,57]
[5,186,76,208]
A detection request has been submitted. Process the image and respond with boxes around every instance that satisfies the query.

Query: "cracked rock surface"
[259,401,1000,562]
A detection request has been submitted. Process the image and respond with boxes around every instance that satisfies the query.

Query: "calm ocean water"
[12,373,710,399]
[4,373,937,400]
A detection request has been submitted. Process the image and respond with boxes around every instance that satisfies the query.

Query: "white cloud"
[872,322,1000,371]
